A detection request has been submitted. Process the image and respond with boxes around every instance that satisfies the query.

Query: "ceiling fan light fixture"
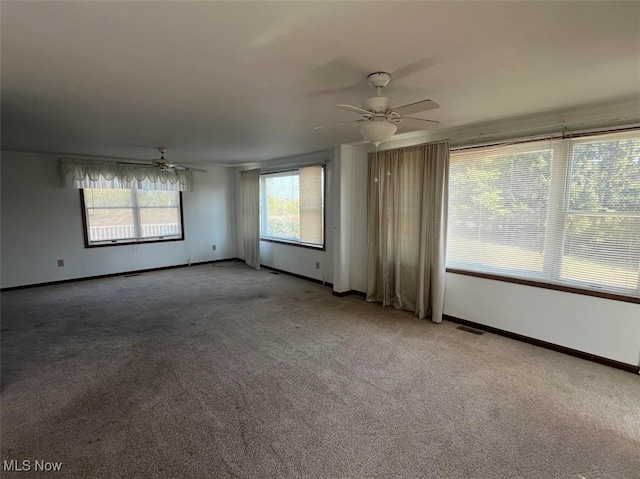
[359,119,397,147]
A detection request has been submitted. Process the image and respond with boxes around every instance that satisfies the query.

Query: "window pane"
[568,138,640,212]
[82,188,183,245]
[137,190,179,207]
[86,208,135,241]
[263,173,300,240]
[448,145,551,277]
[259,167,324,247]
[139,208,181,238]
[447,132,640,298]
[84,188,132,207]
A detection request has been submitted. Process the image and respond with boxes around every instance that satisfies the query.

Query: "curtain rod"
[369,139,451,156]
[377,139,449,150]
[258,159,329,174]
[450,124,640,152]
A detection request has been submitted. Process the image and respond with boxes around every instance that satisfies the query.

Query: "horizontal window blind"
[447,130,640,298]
[448,141,554,278]
[299,166,324,245]
[558,133,640,295]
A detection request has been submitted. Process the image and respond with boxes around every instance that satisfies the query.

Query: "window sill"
[446,268,640,304]
[85,237,184,248]
[260,237,325,251]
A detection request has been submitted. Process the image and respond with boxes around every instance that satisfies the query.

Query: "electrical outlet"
[57,259,64,267]
[212,244,217,251]
[315,261,320,269]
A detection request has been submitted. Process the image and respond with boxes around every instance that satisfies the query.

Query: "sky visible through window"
[267,175,299,199]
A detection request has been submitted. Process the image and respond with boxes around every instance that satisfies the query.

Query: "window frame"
[79,189,185,248]
[446,130,640,304]
[259,165,326,251]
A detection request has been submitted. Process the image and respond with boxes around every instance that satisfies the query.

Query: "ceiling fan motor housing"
[362,96,395,114]
[367,72,391,88]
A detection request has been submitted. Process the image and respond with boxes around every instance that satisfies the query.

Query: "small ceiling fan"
[119,148,207,173]
[316,72,440,146]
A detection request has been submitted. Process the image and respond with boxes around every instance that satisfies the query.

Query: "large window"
[81,188,183,246]
[260,165,324,248]
[447,130,640,299]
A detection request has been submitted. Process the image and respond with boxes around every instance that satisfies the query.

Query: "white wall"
[1,151,236,288]
[444,273,640,366]
[336,104,640,367]
[234,150,334,284]
[331,145,351,292]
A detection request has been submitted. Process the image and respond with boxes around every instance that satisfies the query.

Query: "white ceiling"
[2,1,639,165]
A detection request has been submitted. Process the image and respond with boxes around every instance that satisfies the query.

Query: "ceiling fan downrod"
[367,72,391,97]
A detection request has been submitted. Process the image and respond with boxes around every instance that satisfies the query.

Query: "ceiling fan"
[119,148,207,173]
[316,72,440,146]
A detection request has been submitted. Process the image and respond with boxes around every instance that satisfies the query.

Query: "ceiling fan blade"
[394,99,440,116]
[116,161,155,168]
[392,57,436,82]
[335,104,373,116]
[400,116,440,129]
[170,164,208,173]
[314,119,365,130]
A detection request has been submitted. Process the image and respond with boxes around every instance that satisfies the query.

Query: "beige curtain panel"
[241,169,261,269]
[367,142,449,322]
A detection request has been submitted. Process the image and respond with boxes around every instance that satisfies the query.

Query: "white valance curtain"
[59,158,193,191]
[241,169,261,269]
[367,141,449,322]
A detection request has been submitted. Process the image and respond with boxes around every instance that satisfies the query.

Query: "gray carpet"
[1,261,639,478]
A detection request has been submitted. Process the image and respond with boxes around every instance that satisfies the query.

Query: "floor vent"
[124,273,141,278]
[270,271,280,275]
[456,325,485,335]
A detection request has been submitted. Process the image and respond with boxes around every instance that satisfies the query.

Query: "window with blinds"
[447,130,640,299]
[259,165,324,248]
